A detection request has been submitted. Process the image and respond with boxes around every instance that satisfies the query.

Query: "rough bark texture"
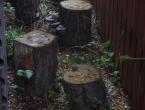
[13,0,40,25]
[59,0,92,46]
[14,30,58,96]
[63,65,107,110]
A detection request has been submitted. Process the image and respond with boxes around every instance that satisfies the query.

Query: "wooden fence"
[89,0,145,109]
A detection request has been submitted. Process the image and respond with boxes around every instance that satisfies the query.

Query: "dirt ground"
[8,0,131,110]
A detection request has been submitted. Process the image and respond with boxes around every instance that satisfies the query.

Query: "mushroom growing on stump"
[63,65,107,110]
[14,30,58,96]
[59,0,92,46]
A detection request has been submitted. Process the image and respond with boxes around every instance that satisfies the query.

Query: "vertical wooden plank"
[119,0,128,92]
[108,0,114,42]
[124,0,136,100]
[128,0,138,107]
[97,0,101,17]
[127,0,136,102]
[115,0,123,57]
[136,1,145,109]
[130,4,143,110]
[117,0,124,59]
[122,0,135,96]
[101,0,106,40]
[126,0,137,107]
[95,0,98,16]
[99,0,103,18]
[143,72,145,110]
[89,0,145,109]
[99,0,106,40]
[103,0,108,39]
[141,28,145,110]
[122,0,130,94]
[131,1,143,109]
[105,0,110,40]
[137,63,143,110]
[112,0,118,54]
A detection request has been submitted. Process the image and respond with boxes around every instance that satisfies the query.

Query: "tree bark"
[14,30,58,96]
[63,65,107,110]
[14,0,40,25]
[59,0,92,46]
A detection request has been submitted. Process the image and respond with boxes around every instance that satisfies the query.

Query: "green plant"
[6,26,24,56]
[48,89,55,97]
[10,84,24,93]
[62,54,99,65]
[46,73,69,110]
[16,70,33,79]
[56,94,67,103]
[4,2,15,12]
[62,54,87,64]
[99,41,111,52]
[97,41,115,69]
[61,41,121,85]
[111,71,121,84]
[97,41,120,85]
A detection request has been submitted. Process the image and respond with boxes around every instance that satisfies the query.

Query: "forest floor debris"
[8,46,131,110]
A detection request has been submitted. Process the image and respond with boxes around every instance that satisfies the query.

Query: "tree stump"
[63,65,107,110]
[13,0,40,25]
[14,30,58,96]
[59,0,92,46]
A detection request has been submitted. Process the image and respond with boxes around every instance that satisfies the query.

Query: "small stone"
[71,65,78,71]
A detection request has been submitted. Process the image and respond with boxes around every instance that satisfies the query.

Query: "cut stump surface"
[63,65,107,110]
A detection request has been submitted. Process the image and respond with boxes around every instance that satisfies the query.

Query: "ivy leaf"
[16,70,33,79]
[10,84,24,93]
[16,70,25,77]
[62,55,76,64]
[48,89,55,97]
[100,56,107,64]
[107,52,114,57]
[24,70,33,79]
[75,56,85,64]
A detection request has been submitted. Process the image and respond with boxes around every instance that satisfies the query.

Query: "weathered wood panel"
[89,0,145,109]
